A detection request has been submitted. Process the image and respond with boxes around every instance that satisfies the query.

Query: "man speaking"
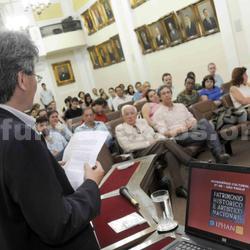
[0,31,104,249]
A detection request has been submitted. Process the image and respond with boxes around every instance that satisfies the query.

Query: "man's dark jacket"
[0,108,100,250]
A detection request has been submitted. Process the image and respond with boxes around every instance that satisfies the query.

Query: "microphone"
[119,186,139,207]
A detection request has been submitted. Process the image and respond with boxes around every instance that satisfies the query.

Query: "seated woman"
[199,75,223,105]
[84,93,93,107]
[230,67,250,108]
[48,110,72,142]
[141,89,160,127]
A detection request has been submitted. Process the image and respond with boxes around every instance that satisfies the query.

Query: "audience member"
[75,107,112,147]
[47,100,57,111]
[62,96,72,113]
[48,110,72,141]
[107,87,116,110]
[153,85,230,163]
[99,88,105,95]
[133,82,143,101]
[187,71,202,90]
[101,92,109,100]
[119,83,127,94]
[230,67,250,109]
[92,98,109,123]
[64,97,83,120]
[141,89,160,126]
[30,107,38,118]
[199,75,223,104]
[116,105,192,198]
[127,84,135,96]
[84,93,93,107]
[40,83,54,108]
[134,81,151,105]
[162,73,172,88]
[176,76,200,107]
[37,109,48,118]
[36,116,67,158]
[208,62,224,87]
[92,88,99,99]
[78,91,86,108]
[113,85,133,111]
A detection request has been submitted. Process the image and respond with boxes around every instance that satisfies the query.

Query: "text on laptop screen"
[187,167,250,244]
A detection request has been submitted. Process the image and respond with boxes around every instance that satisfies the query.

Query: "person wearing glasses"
[40,82,55,109]
[115,105,193,198]
[0,31,104,250]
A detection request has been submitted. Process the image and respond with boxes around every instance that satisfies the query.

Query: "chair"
[67,116,83,132]
[221,82,232,95]
[189,100,217,120]
[134,100,147,112]
[221,94,234,108]
[117,101,134,111]
[106,110,121,121]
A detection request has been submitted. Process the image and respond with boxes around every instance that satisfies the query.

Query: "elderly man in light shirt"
[115,105,193,198]
[112,85,133,111]
[153,85,230,163]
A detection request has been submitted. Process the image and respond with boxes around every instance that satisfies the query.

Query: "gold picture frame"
[177,5,201,41]
[130,0,146,9]
[89,1,107,30]
[81,9,96,35]
[194,0,220,36]
[96,43,111,67]
[110,35,125,62]
[87,46,101,69]
[99,0,115,25]
[52,61,75,86]
[148,20,169,50]
[161,12,183,46]
[135,25,154,54]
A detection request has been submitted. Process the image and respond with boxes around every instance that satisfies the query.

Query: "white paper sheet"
[62,131,108,190]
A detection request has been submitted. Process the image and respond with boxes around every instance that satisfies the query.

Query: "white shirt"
[0,104,35,128]
[112,95,133,111]
[40,89,54,106]
[230,85,250,108]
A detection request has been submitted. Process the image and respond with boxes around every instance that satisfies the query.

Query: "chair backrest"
[221,94,234,108]
[117,101,134,111]
[221,81,232,95]
[134,100,147,112]
[106,117,124,137]
[67,116,83,132]
[106,110,121,121]
[189,100,217,120]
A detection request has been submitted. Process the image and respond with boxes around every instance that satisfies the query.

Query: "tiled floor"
[172,139,250,226]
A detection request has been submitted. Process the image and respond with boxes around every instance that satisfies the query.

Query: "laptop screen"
[185,162,250,250]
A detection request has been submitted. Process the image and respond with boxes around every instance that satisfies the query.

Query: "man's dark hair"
[92,98,107,107]
[202,75,215,88]
[187,71,195,78]
[157,85,172,96]
[71,97,79,103]
[135,81,142,87]
[82,107,95,115]
[162,73,172,81]
[185,76,195,84]
[36,116,48,124]
[64,96,72,104]
[108,87,114,91]
[0,31,38,103]
[41,83,46,86]
[115,86,122,92]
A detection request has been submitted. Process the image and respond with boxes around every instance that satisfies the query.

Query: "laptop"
[163,161,250,250]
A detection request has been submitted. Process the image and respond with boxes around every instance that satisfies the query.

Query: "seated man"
[153,85,230,163]
[75,107,113,147]
[92,98,108,123]
[36,116,67,159]
[176,76,200,107]
[64,97,83,120]
[112,85,133,111]
[115,105,193,198]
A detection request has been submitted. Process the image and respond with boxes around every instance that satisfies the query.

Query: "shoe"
[175,186,188,199]
[215,153,230,164]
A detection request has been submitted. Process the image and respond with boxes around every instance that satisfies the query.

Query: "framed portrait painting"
[135,25,154,54]
[110,35,125,62]
[90,2,106,30]
[104,41,117,64]
[130,0,146,9]
[148,20,169,50]
[161,12,183,46]
[99,0,115,24]
[177,5,201,41]
[81,10,96,35]
[87,46,101,69]
[195,0,220,35]
[52,61,75,86]
[96,43,111,67]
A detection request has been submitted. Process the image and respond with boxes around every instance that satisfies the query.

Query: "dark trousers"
[134,141,185,188]
[175,118,223,158]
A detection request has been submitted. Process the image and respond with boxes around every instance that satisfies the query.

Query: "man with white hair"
[115,105,192,198]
